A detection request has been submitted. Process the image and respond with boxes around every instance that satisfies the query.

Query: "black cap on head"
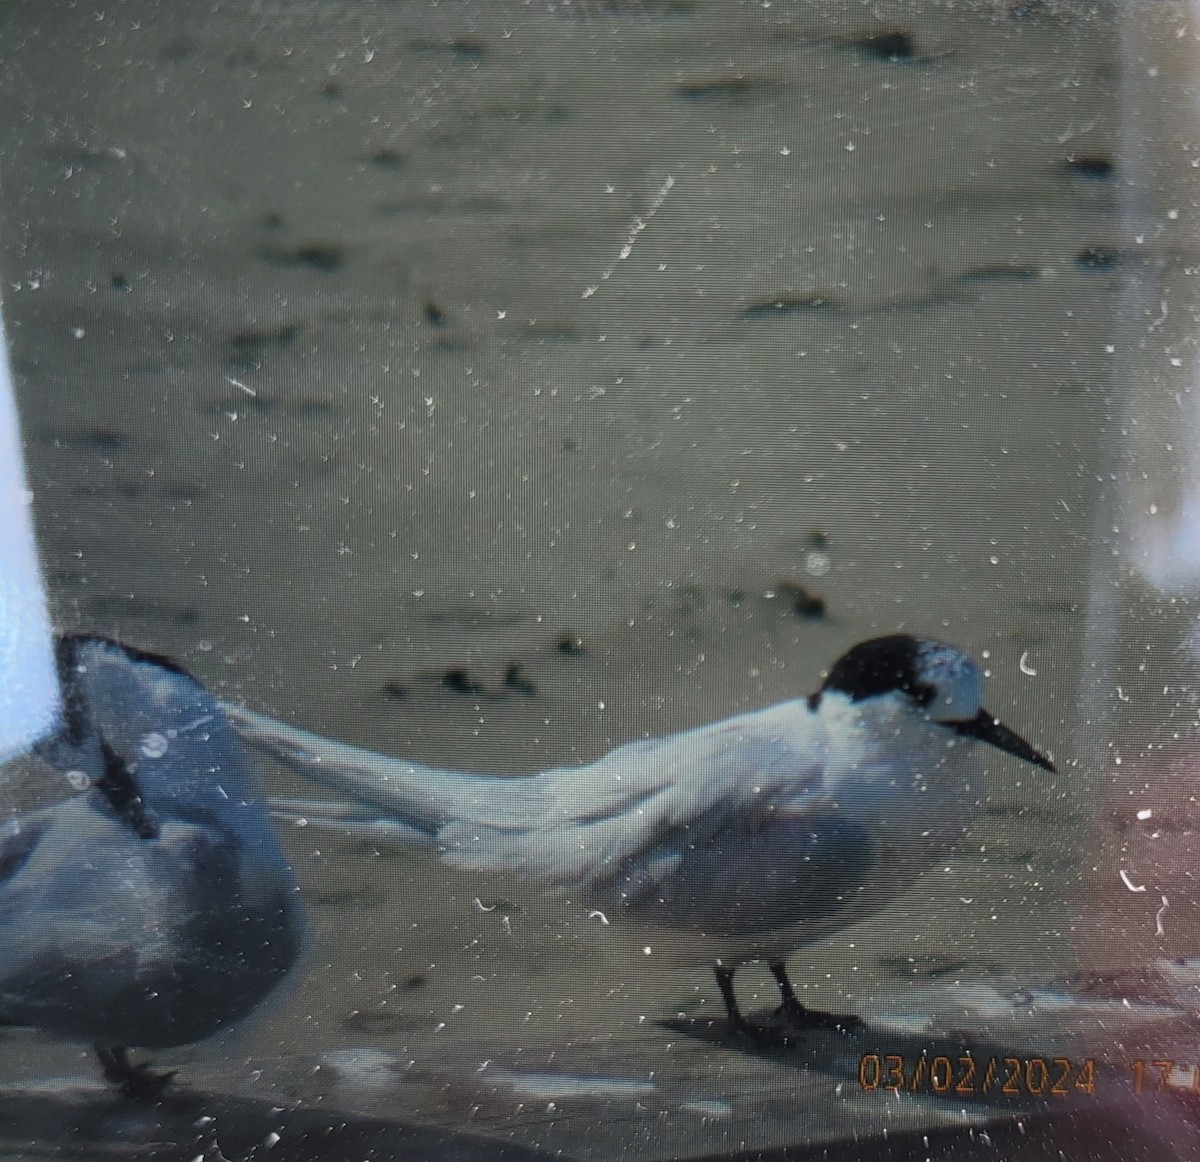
[808,634,936,709]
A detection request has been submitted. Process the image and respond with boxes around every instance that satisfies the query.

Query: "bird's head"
[811,634,1056,772]
[40,635,272,835]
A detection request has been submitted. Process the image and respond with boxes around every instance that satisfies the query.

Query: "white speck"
[806,551,831,577]
[1119,869,1146,892]
[320,1048,399,1096]
[845,141,856,152]
[1156,894,1169,936]
[1137,808,1153,821]
[643,946,653,955]
[493,1070,657,1100]
[139,732,169,759]
[681,1098,733,1118]
[175,714,214,737]
[582,174,674,299]
[72,327,85,339]
[264,1131,281,1147]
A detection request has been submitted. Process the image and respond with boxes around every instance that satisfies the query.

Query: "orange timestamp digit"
[858,1053,1096,1097]
[1130,1059,1200,1095]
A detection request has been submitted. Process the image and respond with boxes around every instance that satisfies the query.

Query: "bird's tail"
[268,795,434,846]
[224,704,510,836]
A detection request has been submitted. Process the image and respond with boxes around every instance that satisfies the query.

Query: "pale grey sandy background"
[2,0,1184,1157]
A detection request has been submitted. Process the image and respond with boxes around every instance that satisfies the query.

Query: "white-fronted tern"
[0,636,306,1096]
[229,634,1054,1036]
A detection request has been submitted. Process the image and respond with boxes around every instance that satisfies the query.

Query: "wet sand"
[4,0,1189,1158]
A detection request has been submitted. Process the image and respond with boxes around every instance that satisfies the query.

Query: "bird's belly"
[583,809,956,967]
[0,820,304,1049]
[0,892,303,1049]
[591,815,846,936]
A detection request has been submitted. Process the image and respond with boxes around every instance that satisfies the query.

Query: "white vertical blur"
[1124,5,1200,594]
[0,310,58,759]
[1075,6,1200,739]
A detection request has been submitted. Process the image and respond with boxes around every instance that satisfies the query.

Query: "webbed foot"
[94,1044,178,1102]
[770,958,863,1035]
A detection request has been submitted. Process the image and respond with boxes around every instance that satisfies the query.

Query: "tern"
[0,637,306,1096]
[228,634,1054,1036]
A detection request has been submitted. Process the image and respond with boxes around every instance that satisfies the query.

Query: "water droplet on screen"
[140,732,169,759]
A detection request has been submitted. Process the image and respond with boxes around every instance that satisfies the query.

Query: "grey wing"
[0,809,55,886]
[592,802,880,938]
[0,803,135,940]
[440,710,835,889]
[0,807,97,1024]
[238,697,837,903]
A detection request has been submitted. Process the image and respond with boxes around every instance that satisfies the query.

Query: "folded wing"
[231,700,833,891]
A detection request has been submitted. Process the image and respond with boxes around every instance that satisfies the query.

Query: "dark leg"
[714,964,784,1040]
[769,958,803,1013]
[714,965,750,1029]
[93,1044,177,1102]
[768,959,864,1034]
[714,964,794,1042]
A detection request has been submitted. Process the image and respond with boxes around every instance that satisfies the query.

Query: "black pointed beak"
[949,709,1056,772]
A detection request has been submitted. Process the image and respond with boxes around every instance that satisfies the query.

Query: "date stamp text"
[858,1053,1096,1098]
